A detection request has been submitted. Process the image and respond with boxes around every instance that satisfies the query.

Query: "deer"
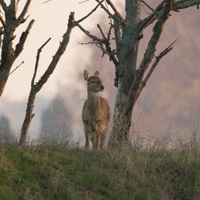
[82,70,110,150]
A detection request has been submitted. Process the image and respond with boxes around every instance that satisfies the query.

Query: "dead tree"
[0,0,34,97]
[19,12,74,146]
[75,0,200,148]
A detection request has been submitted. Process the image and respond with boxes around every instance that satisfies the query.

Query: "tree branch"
[76,19,119,68]
[31,38,51,87]
[14,19,35,57]
[96,0,114,20]
[75,22,104,45]
[0,14,6,27]
[0,26,3,48]
[9,0,18,16]
[0,0,8,12]
[136,40,177,100]
[142,0,158,15]
[19,12,75,146]
[9,60,24,76]
[76,0,123,83]
[173,0,200,10]
[138,0,174,77]
[97,24,106,40]
[139,0,166,31]
[42,0,52,4]
[105,0,124,22]
[16,0,32,25]
[140,0,200,30]
[76,0,103,23]
[35,12,74,92]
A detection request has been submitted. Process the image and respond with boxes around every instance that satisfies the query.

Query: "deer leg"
[85,133,90,149]
[95,121,102,150]
[100,132,106,150]
[91,133,98,150]
[91,132,101,150]
[84,124,90,149]
[97,132,101,150]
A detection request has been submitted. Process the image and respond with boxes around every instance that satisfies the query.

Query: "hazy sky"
[1,1,200,141]
[2,0,100,102]
[0,0,107,138]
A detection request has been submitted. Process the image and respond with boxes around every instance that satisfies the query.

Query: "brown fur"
[82,70,110,150]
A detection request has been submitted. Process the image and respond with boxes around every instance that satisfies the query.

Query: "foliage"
[0,145,200,200]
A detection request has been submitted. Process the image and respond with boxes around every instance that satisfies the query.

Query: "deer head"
[84,70,104,93]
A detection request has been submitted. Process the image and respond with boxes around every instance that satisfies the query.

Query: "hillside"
[0,146,200,200]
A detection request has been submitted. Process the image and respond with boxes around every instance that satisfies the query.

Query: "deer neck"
[87,91,100,109]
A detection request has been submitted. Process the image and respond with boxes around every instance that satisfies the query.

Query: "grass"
[0,145,200,200]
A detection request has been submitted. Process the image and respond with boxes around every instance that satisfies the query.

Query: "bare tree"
[75,0,200,148]
[19,12,74,146]
[0,0,34,96]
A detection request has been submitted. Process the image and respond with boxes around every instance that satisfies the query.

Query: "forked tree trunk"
[76,0,200,149]
[108,0,141,148]
[108,0,174,148]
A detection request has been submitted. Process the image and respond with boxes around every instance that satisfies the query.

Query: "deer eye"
[91,80,95,83]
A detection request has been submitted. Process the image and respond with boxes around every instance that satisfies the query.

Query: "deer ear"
[84,70,89,80]
[94,71,99,77]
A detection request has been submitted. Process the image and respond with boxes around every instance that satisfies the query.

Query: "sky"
[2,0,99,101]
[1,1,200,143]
[0,0,105,138]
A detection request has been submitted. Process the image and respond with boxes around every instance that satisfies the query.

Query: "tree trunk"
[108,0,175,148]
[19,12,74,146]
[108,46,141,148]
[108,0,141,148]
[19,89,36,146]
[0,66,13,96]
[77,0,200,149]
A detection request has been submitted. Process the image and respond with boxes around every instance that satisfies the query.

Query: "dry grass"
[0,139,200,200]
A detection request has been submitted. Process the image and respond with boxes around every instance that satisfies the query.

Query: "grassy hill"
[0,145,200,200]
